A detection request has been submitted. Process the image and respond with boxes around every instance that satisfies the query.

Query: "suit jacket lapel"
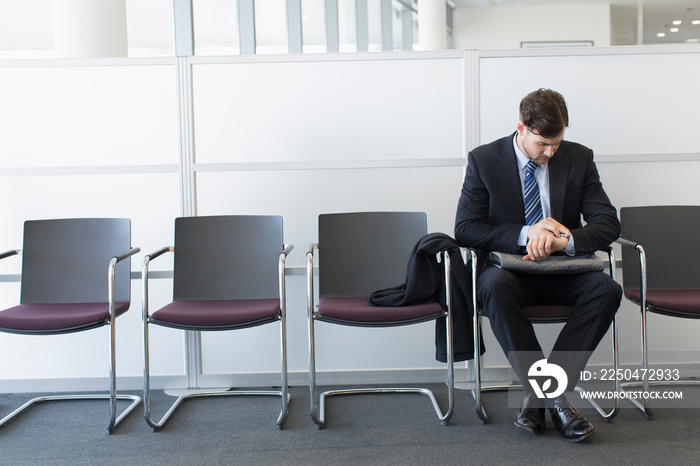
[497,134,526,221]
[548,147,570,221]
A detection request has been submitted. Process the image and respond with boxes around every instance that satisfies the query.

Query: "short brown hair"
[519,88,569,138]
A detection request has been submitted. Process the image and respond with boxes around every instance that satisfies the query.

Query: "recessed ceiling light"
[657,32,666,37]
[673,20,682,25]
[670,27,680,32]
[693,20,700,25]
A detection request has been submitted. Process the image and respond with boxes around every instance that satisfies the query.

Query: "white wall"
[1,47,700,393]
[0,52,469,392]
[453,3,611,50]
[189,53,468,387]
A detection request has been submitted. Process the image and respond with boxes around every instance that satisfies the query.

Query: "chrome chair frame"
[307,243,454,429]
[615,236,700,420]
[0,246,142,434]
[142,243,292,431]
[469,247,620,423]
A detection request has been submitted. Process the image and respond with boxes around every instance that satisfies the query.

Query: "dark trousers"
[478,264,622,393]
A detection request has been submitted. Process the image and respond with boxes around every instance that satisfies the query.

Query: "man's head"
[519,88,569,138]
[516,89,568,165]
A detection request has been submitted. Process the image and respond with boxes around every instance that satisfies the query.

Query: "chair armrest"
[109,247,140,286]
[598,246,616,280]
[0,249,20,260]
[615,237,640,250]
[107,247,140,317]
[114,247,141,263]
[615,236,647,263]
[145,246,173,262]
[306,244,317,279]
[614,236,646,280]
[615,237,647,263]
[306,244,317,316]
[458,247,479,274]
[141,247,173,289]
[282,243,294,257]
[614,237,647,308]
[459,247,476,262]
[141,246,173,321]
[307,243,317,256]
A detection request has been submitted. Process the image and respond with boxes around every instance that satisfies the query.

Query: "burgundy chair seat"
[150,299,281,329]
[0,302,130,333]
[317,297,444,324]
[624,289,700,317]
[523,304,572,322]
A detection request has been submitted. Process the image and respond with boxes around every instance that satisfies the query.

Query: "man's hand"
[523,217,570,261]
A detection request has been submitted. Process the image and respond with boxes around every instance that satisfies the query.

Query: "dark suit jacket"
[454,132,620,260]
[367,233,484,363]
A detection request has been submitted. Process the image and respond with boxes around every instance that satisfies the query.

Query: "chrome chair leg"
[0,310,141,435]
[307,249,454,429]
[142,250,290,431]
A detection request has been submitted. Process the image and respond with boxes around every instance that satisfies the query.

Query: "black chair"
[468,248,620,423]
[616,205,700,419]
[307,212,454,428]
[0,218,140,434]
[142,215,292,430]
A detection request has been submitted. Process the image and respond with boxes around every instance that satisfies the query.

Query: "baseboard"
[2,368,471,394]
[6,362,697,394]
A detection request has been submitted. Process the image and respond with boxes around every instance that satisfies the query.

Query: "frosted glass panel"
[0,63,179,167]
[479,53,700,156]
[192,57,463,163]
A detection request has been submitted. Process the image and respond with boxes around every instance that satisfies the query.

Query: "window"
[193,0,239,56]
[255,0,288,54]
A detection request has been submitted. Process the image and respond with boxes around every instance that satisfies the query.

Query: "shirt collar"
[512,133,548,172]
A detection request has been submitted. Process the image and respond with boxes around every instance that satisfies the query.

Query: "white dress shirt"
[513,135,575,255]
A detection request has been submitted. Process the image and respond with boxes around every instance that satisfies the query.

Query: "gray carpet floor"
[1,385,699,465]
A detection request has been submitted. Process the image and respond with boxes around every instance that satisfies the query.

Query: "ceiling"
[451,0,700,45]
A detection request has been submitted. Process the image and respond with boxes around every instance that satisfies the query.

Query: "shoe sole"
[513,420,544,435]
[567,429,596,443]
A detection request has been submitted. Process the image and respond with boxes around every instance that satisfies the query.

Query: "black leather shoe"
[515,393,546,435]
[549,397,595,442]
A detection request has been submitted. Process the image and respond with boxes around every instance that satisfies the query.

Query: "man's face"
[516,121,564,165]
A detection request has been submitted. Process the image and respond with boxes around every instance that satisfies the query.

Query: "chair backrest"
[20,218,132,304]
[620,206,700,291]
[172,215,283,301]
[318,212,427,298]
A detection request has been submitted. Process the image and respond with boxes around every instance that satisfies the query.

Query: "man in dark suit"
[455,88,622,442]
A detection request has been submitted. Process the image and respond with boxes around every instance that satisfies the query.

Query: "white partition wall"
[190,53,466,263]
[188,53,469,385]
[0,52,472,391]
[2,46,700,392]
[478,49,700,156]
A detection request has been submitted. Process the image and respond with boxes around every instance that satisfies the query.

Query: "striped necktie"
[524,160,543,225]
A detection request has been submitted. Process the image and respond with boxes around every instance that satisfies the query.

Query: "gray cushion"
[318,297,443,324]
[488,252,605,274]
